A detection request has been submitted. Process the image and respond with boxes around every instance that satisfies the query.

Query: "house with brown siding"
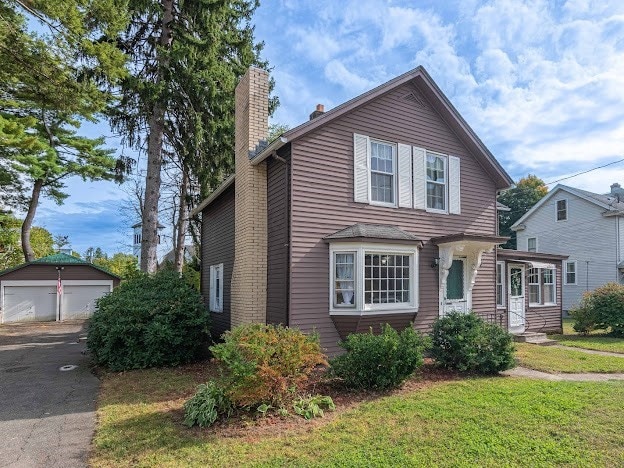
[193,66,564,353]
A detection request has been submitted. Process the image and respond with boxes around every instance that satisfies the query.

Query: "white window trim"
[564,260,577,285]
[542,268,556,306]
[425,151,448,214]
[527,267,558,307]
[368,139,398,208]
[329,242,419,316]
[209,263,224,313]
[555,198,568,222]
[528,268,541,306]
[527,237,538,253]
[496,261,505,308]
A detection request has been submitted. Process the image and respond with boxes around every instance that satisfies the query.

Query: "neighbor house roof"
[324,224,423,246]
[511,184,624,231]
[251,66,513,190]
[0,252,120,278]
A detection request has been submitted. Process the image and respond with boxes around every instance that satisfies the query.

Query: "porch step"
[513,332,558,346]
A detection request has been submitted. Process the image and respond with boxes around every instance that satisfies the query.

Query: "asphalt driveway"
[0,321,98,468]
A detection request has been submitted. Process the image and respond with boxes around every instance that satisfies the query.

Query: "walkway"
[502,366,624,381]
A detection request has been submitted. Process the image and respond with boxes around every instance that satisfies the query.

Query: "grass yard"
[92,363,624,467]
[515,343,624,373]
[548,318,624,354]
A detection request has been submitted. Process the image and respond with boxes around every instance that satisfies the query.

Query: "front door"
[508,264,525,333]
[443,258,468,315]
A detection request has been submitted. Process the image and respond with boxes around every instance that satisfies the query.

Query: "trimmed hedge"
[431,312,515,374]
[330,324,426,390]
[87,270,210,371]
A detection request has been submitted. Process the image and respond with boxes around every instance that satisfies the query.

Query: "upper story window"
[564,261,577,285]
[353,133,460,214]
[330,243,419,314]
[426,152,447,211]
[528,237,537,252]
[370,140,396,205]
[556,199,567,221]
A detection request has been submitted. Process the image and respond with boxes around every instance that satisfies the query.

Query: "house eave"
[250,137,289,166]
[190,174,235,217]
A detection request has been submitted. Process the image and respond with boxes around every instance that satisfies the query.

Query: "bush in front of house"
[87,270,210,371]
[330,324,426,390]
[571,283,624,336]
[430,312,515,374]
[209,324,328,408]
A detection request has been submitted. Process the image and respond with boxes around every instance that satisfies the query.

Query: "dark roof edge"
[190,174,235,217]
[496,249,569,261]
[0,260,121,279]
[323,236,424,247]
[431,233,509,245]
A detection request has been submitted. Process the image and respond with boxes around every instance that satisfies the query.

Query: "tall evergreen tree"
[110,0,276,273]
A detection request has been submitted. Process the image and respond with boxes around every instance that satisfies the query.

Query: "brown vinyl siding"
[331,313,417,340]
[0,264,119,285]
[525,264,563,333]
[201,183,235,339]
[266,148,291,326]
[288,83,498,353]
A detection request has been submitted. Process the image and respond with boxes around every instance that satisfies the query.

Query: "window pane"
[446,259,464,300]
[371,172,394,203]
[426,182,445,210]
[529,285,540,304]
[426,155,445,182]
[557,200,567,221]
[510,268,523,296]
[543,284,554,303]
[528,238,536,252]
[496,284,503,306]
[364,253,410,305]
[334,253,355,307]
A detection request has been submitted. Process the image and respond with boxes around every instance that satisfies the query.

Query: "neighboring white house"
[512,182,624,311]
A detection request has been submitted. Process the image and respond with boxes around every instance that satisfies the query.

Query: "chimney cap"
[612,183,621,189]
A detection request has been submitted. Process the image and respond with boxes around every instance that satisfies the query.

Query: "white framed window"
[556,199,568,221]
[329,243,419,315]
[209,263,224,313]
[564,261,577,285]
[369,140,397,206]
[542,269,555,304]
[527,237,537,252]
[496,261,505,307]
[528,268,540,305]
[426,152,447,212]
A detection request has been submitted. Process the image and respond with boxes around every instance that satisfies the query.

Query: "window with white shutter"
[397,143,412,208]
[353,133,370,203]
[449,155,461,214]
[209,264,223,313]
[412,146,426,209]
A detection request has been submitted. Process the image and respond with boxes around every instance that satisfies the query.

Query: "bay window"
[330,244,418,314]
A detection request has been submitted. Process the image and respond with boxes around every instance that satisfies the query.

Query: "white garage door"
[3,286,57,322]
[61,285,111,320]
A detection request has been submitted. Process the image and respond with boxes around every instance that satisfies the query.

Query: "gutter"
[250,136,288,166]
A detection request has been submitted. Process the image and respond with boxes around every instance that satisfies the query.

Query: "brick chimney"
[309,103,325,120]
[230,67,269,327]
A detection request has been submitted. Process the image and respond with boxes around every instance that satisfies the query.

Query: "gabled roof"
[191,174,235,216]
[251,66,513,190]
[511,184,624,230]
[0,252,120,278]
[324,223,422,245]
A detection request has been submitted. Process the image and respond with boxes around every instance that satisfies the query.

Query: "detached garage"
[0,253,120,323]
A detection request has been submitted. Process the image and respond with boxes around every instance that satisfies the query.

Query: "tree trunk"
[140,0,174,273]
[21,179,43,262]
[174,169,189,273]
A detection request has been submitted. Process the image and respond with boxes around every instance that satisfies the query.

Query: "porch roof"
[431,233,509,246]
[496,249,568,261]
[324,223,423,246]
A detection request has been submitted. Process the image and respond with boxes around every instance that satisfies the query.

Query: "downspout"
[617,216,621,282]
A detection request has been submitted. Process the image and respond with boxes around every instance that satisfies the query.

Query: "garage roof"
[0,253,121,279]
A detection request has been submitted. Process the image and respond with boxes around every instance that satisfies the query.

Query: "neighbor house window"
[330,244,418,314]
[542,269,555,304]
[370,140,396,205]
[565,261,577,285]
[209,264,223,312]
[528,268,540,304]
[496,261,505,307]
[556,199,567,221]
[527,237,537,252]
[426,152,447,211]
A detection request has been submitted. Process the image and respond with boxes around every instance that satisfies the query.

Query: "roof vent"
[402,92,428,108]
[309,104,325,120]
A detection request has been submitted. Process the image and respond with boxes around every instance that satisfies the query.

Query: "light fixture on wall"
[431,258,440,268]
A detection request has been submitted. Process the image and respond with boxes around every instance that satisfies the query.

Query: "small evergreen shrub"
[183,381,233,428]
[573,283,624,336]
[210,324,328,407]
[430,312,515,374]
[330,324,426,390]
[88,270,210,371]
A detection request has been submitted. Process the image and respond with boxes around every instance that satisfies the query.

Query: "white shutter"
[449,155,461,214]
[412,146,426,209]
[353,133,370,203]
[397,143,412,208]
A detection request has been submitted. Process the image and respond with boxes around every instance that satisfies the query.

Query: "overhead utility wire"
[544,157,624,186]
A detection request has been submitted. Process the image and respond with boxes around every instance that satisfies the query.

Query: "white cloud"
[324,59,374,92]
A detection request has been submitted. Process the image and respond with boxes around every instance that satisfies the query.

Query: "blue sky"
[34,0,624,256]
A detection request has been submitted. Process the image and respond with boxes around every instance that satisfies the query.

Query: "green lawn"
[549,318,624,354]
[515,343,624,373]
[92,364,624,467]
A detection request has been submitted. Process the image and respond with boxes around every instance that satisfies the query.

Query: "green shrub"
[210,324,328,407]
[431,312,515,374]
[183,381,233,428]
[570,305,596,335]
[87,270,210,371]
[574,283,624,336]
[293,395,335,420]
[330,324,426,390]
